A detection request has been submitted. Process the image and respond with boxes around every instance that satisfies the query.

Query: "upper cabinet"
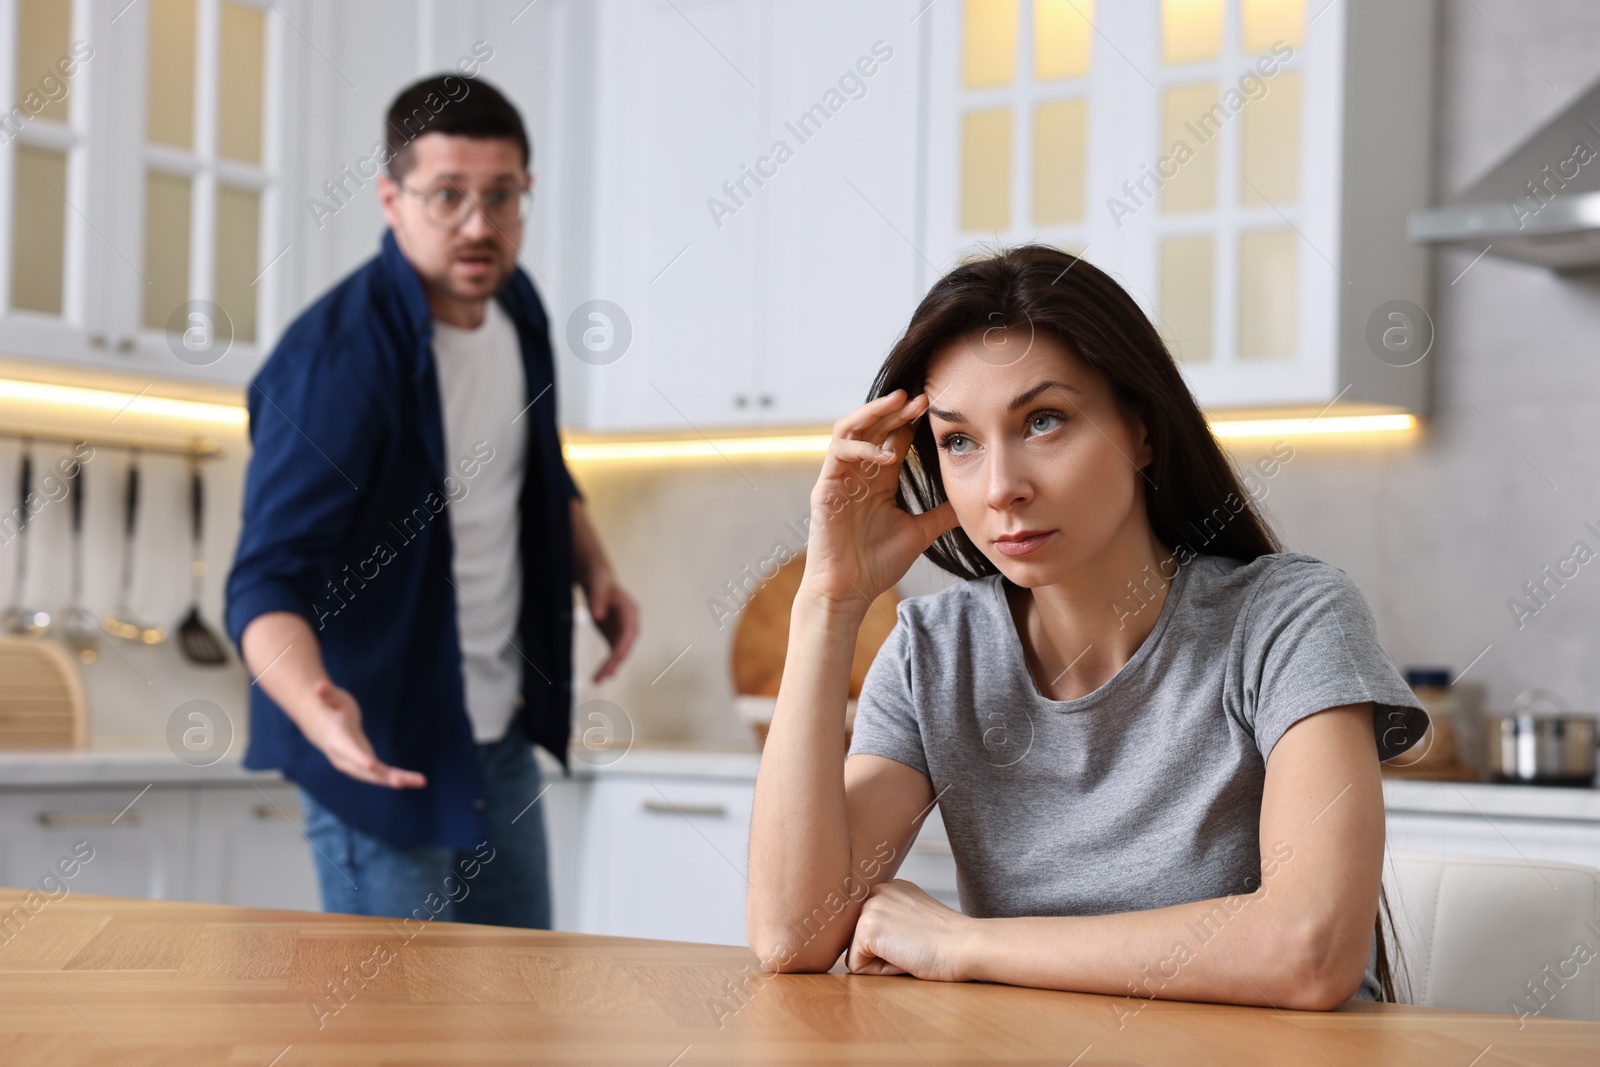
[547,0,926,434]
[552,0,1434,433]
[0,0,308,388]
[923,0,1436,417]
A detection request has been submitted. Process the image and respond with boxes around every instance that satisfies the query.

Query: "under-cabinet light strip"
[0,377,247,426]
[0,377,1417,455]
[564,414,1420,461]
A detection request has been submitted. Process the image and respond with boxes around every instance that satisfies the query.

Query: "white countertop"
[0,748,282,788]
[1381,777,1600,823]
[4,746,1598,825]
[0,742,765,789]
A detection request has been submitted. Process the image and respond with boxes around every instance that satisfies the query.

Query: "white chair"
[1381,850,1600,1021]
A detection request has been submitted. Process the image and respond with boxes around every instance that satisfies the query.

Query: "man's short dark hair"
[384,74,529,181]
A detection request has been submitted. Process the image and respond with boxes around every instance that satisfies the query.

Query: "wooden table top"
[1,891,1596,1066]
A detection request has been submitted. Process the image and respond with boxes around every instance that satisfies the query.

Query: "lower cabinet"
[0,780,319,911]
[188,782,321,912]
[573,776,755,946]
[0,786,192,901]
[1387,811,1600,870]
[15,772,1596,943]
[545,772,960,946]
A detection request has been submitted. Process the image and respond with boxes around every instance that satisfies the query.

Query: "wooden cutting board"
[0,636,87,749]
[731,551,899,699]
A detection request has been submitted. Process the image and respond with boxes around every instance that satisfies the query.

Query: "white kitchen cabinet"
[1387,811,1600,871]
[0,785,191,900]
[892,805,960,912]
[548,765,959,946]
[0,777,320,910]
[922,0,1434,417]
[0,0,309,388]
[574,775,753,946]
[549,0,925,433]
[541,771,590,935]
[188,780,319,911]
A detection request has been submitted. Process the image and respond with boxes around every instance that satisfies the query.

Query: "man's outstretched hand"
[305,678,427,789]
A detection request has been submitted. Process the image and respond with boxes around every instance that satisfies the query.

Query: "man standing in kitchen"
[225,75,638,928]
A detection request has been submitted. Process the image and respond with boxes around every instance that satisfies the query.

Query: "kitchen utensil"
[1379,667,1483,781]
[0,634,87,749]
[729,550,899,750]
[59,448,98,664]
[1,444,49,638]
[176,457,226,666]
[1485,688,1598,787]
[102,451,165,645]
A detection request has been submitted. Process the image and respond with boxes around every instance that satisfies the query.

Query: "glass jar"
[1402,667,1460,767]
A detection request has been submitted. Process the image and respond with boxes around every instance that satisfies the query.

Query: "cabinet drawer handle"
[37,811,141,828]
[912,839,952,855]
[252,804,302,821]
[642,799,727,817]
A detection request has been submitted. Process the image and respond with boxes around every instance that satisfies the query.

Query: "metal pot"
[1485,689,1598,787]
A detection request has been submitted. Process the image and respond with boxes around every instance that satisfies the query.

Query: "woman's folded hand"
[847,878,974,983]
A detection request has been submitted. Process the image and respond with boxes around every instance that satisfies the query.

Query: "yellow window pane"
[1159,236,1213,364]
[961,108,1011,231]
[1035,0,1092,81]
[218,4,267,164]
[147,0,197,150]
[214,185,259,343]
[10,145,67,314]
[1159,83,1218,214]
[142,171,192,330]
[1033,99,1086,226]
[1162,0,1222,65]
[1238,229,1297,360]
[1240,72,1300,206]
[16,0,72,124]
[963,0,1017,88]
[1242,0,1305,52]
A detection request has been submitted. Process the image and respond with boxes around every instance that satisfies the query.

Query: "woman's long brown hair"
[866,243,1403,1003]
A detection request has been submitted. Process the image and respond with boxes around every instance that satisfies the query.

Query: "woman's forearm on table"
[952,887,1359,1012]
[746,593,868,969]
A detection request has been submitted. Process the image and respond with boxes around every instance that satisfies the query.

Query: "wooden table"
[1,892,1595,1065]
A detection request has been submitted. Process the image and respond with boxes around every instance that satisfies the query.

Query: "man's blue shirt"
[225,229,579,849]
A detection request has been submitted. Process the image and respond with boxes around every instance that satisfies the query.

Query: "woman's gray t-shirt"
[846,551,1430,1003]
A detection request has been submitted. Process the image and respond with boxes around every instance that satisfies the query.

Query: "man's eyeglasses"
[400,182,533,228]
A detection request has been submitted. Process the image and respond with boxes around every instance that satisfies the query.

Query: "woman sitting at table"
[746,245,1430,1010]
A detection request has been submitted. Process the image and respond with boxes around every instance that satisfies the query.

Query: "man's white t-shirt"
[431,299,526,742]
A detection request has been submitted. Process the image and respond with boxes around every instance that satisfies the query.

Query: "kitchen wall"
[0,433,251,747]
[22,2,1600,752]
[568,1,1600,746]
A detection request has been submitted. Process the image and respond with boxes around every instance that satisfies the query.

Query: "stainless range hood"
[1409,75,1600,271]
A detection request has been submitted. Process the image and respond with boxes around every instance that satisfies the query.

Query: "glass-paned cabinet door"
[122,0,285,380]
[1145,0,1344,409]
[927,0,1100,268]
[0,0,98,360]
[924,0,1342,411]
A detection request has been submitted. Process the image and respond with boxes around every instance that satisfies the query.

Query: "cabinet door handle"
[37,810,141,828]
[252,804,302,821]
[757,393,773,408]
[642,799,727,817]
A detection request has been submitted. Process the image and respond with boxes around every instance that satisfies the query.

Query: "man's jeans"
[299,727,552,928]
